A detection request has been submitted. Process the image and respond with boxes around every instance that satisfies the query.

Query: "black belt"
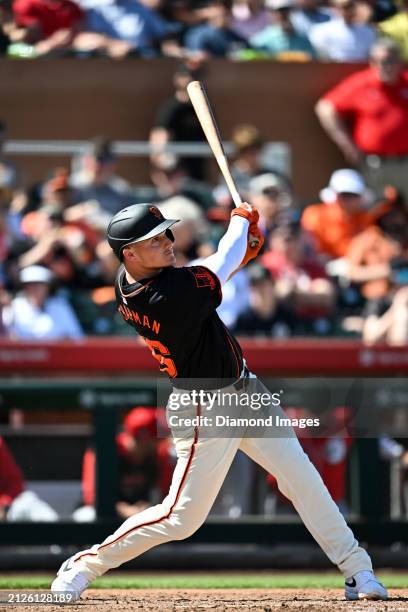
[232,365,250,391]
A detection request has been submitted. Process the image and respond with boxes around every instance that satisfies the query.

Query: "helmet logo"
[149,207,162,219]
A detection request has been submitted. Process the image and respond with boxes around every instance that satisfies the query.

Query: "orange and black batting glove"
[231,202,259,225]
[240,222,264,267]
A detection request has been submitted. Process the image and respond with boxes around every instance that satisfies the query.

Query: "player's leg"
[239,377,387,600]
[51,429,240,598]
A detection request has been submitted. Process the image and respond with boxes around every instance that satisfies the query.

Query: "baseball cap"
[248,173,288,195]
[20,265,53,284]
[124,407,157,439]
[232,124,263,152]
[320,169,366,203]
[107,203,179,260]
[265,0,294,9]
[247,263,272,285]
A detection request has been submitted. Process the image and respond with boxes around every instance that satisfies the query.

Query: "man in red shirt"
[315,38,408,199]
[12,0,83,54]
[0,436,24,520]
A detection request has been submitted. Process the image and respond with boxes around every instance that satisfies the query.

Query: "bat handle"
[217,156,242,208]
[231,191,242,208]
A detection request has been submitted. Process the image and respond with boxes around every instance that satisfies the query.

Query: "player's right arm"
[200,203,264,285]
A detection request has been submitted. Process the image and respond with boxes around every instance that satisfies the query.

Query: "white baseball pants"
[71,377,372,580]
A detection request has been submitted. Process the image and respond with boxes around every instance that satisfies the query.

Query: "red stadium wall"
[1,339,407,375]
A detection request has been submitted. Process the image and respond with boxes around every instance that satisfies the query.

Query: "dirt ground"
[4,589,408,611]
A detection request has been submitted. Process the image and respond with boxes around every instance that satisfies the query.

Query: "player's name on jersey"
[119,304,161,334]
[168,414,320,429]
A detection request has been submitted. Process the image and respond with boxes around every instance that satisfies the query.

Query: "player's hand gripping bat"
[186,80,259,248]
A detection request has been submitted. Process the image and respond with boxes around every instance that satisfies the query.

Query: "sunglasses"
[338,192,361,198]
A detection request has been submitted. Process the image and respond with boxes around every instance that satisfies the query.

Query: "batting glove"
[231,202,259,225]
[241,222,264,267]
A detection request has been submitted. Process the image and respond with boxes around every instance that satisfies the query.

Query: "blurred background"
[0,0,407,571]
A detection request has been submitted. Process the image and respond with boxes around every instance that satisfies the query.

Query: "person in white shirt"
[290,0,333,39]
[3,266,83,340]
[309,0,377,61]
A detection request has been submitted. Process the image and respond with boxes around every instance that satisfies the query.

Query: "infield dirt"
[9,589,408,611]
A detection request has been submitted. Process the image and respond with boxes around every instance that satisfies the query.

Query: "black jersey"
[115,264,244,386]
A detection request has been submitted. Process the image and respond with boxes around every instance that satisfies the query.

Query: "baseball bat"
[187,80,242,208]
[187,80,259,247]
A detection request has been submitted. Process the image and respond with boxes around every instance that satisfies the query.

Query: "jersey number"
[143,338,177,378]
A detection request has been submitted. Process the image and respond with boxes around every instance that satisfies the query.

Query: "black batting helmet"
[107,203,179,260]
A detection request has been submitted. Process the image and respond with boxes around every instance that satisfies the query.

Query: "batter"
[51,203,387,602]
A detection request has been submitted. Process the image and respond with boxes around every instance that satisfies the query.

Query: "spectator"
[75,407,175,521]
[20,168,74,239]
[315,39,408,199]
[379,435,408,517]
[346,197,408,303]
[226,124,270,194]
[15,167,107,291]
[379,1,408,61]
[0,436,58,521]
[231,0,270,40]
[0,435,23,521]
[344,201,408,346]
[251,0,315,60]
[2,265,84,339]
[11,0,84,56]
[16,223,104,290]
[150,63,208,181]
[290,0,332,39]
[355,0,397,25]
[233,263,296,337]
[301,169,384,259]
[246,172,293,238]
[158,195,210,264]
[0,123,20,269]
[309,0,376,61]
[363,285,408,345]
[0,120,19,189]
[148,152,215,210]
[70,137,131,216]
[0,1,13,55]
[262,221,336,334]
[184,0,248,58]
[76,0,170,58]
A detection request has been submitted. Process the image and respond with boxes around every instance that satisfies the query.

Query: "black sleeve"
[168,265,222,318]
[154,99,178,130]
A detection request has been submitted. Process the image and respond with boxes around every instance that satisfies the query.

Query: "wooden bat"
[187,80,259,247]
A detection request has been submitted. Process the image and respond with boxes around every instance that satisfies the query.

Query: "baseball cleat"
[345,570,388,601]
[51,556,91,603]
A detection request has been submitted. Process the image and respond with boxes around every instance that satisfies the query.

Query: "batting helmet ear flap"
[165,228,175,242]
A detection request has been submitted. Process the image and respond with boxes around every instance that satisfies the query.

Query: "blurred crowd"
[0,0,407,61]
[0,44,408,344]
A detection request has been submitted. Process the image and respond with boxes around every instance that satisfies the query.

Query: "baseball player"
[52,202,387,602]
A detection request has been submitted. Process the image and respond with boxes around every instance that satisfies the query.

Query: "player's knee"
[170,512,206,541]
